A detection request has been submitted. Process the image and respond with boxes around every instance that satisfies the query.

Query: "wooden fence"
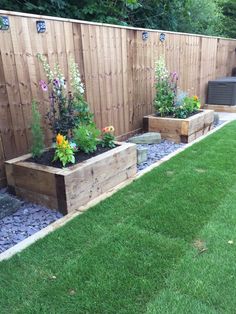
[0,10,236,186]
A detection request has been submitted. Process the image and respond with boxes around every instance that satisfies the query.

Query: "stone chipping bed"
[136,119,225,172]
[137,140,186,171]
[0,189,63,253]
[0,119,225,254]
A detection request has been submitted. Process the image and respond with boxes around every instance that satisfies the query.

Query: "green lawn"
[1,122,236,313]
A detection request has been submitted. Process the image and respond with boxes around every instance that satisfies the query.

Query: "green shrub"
[174,95,201,119]
[37,54,94,139]
[31,100,45,158]
[154,57,176,116]
[154,57,201,119]
[73,124,100,154]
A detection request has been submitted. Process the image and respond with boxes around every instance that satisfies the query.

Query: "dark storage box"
[207,77,236,106]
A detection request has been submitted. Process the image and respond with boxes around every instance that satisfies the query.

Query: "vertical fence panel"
[0,10,235,185]
[199,38,218,103]
[0,20,28,155]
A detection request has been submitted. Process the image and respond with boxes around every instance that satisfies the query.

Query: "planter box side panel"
[145,110,214,143]
[187,124,214,143]
[5,163,15,191]
[6,163,59,209]
[5,144,137,214]
[147,116,186,143]
[64,145,137,212]
[187,110,214,136]
[14,186,59,210]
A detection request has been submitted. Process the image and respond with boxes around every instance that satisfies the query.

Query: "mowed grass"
[1,122,236,313]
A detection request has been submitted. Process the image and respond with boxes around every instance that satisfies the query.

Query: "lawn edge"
[0,120,231,262]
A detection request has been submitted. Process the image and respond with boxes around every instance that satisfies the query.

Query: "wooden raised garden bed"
[5,142,137,215]
[143,109,214,143]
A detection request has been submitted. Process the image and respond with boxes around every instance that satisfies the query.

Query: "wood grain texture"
[0,11,235,185]
[5,143,137,213]
[205,104,236,113]
[144,110,214,143]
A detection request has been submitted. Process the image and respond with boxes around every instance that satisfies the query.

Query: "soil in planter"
[26,145,118,169]
[155,110,200,119]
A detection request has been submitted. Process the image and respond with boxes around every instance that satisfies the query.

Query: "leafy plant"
[31,100,45,158]
[53,133,75,167]
[101,126,116,148]
[154,57,177,117]
[69,59,94,126]
[37,54,94,139]
[174,95,201,118]
[73,124,100,154]
[154,57,201,119]
[175,90,188,107]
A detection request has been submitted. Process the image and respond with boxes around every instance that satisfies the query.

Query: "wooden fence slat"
[0,25,28,155]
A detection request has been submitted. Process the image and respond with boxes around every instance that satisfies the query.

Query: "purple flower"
[39,80,48,92]
[171,71,178,81]
[53,78,60,89]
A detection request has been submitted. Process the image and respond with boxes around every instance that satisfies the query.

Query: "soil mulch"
[27,145,117,169]
[155,110,200,119]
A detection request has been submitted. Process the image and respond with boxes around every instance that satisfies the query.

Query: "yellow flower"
[193,95,199,101]
[109,126,115,132]
[56,133,64,146]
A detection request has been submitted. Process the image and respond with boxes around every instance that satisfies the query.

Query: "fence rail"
[0,10,235,186]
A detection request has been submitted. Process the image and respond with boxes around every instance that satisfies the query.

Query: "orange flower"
[56,133,64,146]
[102,126,110,133]
[102,126,115,133]
[193,95,199,101]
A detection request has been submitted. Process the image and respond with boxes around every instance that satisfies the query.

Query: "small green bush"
[73,124,100,154]
[31,100,45,158]
[37,55,94,139]
[174,96,201,119]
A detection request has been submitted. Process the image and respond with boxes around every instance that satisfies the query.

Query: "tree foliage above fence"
[221,0,236,39]
[0,0,235,38]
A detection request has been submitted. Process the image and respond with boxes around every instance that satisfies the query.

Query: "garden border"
[0,120,231,262]
[205,104,236,113]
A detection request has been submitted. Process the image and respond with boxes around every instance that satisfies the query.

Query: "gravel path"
[137,140,185,171]
[0,190,63,253]
[137,120,225,172]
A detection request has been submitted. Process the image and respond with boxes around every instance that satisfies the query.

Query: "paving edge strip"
[0,121,231,262]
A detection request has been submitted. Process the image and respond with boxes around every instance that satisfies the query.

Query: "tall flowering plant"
[37,54,93,139]
[154,57,201,119]
[154,57,178,117]
[69,59,94,126]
